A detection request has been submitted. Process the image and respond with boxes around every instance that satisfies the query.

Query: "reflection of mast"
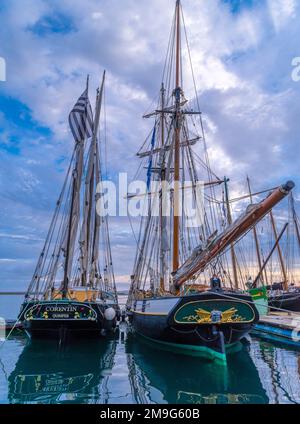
[96,338,117,404]
[259,344,298,404]
[8,339,114,404]
[224,178,238,289]
[269,211,288,290]
[173,0,182,273]
[127,353,150,404]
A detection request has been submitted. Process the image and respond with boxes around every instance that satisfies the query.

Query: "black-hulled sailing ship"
[126,0,295,362]
[19,72,119,338]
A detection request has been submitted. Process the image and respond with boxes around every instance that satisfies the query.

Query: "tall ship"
[19,72,119,339]
[126,0,295,362]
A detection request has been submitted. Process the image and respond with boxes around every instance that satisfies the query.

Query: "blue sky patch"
[28,13,76,36]
[0,96,52,154]
[222,0,262,14]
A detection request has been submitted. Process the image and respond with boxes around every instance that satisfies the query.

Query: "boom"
[171,181,295,291]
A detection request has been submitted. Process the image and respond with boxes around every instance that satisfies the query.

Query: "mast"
[224,177,239,289]
[172,181,295,289]
[253,223,288,288]
[91,72,106,276]
[269,210,288,290]
[80,71,105,286]
[291,194,300,249]
[159,83,166,291]
[247,176,265,286]
[62,76,89,297]
[173,0,181,273]
[62,176,76,298]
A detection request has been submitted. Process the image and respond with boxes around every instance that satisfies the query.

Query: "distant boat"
[126,0,294,362]
[267,194,300,312]
[19,71,119,339]
[268,289,300,312]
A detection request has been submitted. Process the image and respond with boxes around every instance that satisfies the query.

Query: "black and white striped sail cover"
[69,89,94,142]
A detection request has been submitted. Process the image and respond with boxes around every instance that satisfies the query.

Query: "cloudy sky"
[0,0,299,291]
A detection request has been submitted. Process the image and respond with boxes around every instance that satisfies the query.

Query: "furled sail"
[63,143,84,279]
[80,72,105,286]
[62,84,94,295]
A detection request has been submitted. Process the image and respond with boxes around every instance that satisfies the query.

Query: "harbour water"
[0,329,300,404]
[0,295,300,404]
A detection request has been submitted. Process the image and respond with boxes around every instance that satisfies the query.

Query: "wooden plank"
[259,314,300,331]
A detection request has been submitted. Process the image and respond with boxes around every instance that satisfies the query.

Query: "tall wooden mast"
[247,176,266,285]
[160,83,166,291]
[62,75,89,298]
[269,210,288,290]
[253,223,288,288]
[80,71,105,286]
[224,177,239,289]
[173,0,181,273]
[291,194,300,250]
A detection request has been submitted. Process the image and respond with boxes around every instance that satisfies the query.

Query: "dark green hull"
[129,291,259,362]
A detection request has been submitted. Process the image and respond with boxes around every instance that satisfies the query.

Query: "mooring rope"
[214,290,300,317]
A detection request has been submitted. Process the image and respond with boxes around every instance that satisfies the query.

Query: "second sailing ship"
[19,72,119,339]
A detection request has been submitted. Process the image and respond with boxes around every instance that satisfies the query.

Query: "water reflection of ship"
[8,337,117,404]
[249,339,300,404]
[125,334,268,404]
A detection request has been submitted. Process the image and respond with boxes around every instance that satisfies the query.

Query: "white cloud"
[268,0,297,31]
[0,0,299,286]
[91,11,102,20]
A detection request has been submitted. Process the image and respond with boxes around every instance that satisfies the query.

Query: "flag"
[69,89,94,143]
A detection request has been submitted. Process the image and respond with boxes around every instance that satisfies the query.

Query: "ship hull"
[19,300,118,339]
[128,291,259,362]
[268,290,300,312]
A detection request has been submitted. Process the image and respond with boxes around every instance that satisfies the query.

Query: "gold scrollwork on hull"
[183,307,245,324]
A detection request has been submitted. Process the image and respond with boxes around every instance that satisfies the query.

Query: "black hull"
[129,291,259,362]
[268,291,300,312]
[23,319,106,339]
[19,300,118,339]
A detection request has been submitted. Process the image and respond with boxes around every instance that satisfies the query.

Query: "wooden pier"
[251,312,300,348]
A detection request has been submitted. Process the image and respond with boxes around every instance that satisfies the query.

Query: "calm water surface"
[0,327,300,404]
[0,295,300,404]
